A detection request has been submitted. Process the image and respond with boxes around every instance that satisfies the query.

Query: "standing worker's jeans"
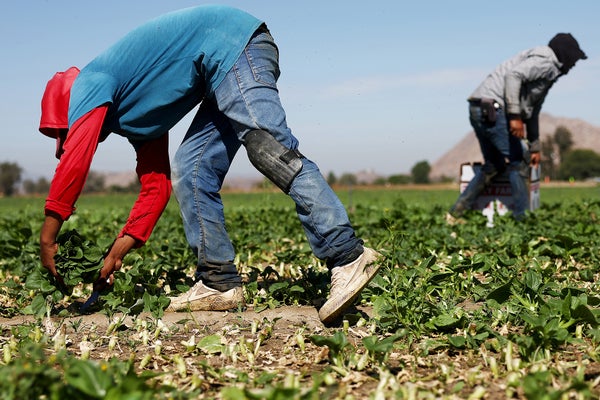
[451,104,529,220]
[172,28,363,292]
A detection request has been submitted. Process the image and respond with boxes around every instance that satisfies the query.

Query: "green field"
[2,184,600,399]
[2,183,597,213]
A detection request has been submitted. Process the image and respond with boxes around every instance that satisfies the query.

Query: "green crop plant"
[2,187,600,398]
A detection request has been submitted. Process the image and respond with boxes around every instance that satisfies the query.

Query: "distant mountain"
[101,170,263,191]
[103,171,137,188]
[430,113,600,181]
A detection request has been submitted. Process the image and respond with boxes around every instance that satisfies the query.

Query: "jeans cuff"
[328,243,365,269]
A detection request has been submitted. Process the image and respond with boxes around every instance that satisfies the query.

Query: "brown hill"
[430,113,600,181]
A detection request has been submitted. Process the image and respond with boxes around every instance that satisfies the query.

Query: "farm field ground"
[2,183,600,399]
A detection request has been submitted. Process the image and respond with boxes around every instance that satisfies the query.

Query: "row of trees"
[0,162,22,196]
[542,126,600,181]
[0,164,139,197]
[1,126,599,196]
[2,159,436,197]
[322,125,600,187]
[324,160,433,186]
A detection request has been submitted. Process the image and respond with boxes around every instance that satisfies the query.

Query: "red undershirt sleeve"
[45,106,108,220]
[118,133,171,247]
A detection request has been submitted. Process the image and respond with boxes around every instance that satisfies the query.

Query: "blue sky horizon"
[1,0,599,181]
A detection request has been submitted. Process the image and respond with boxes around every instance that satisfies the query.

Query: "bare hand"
[40,214,63,277]
[509,118,525,139]
[40,240,59,275]
[95,235,137,290]
[530,152,541,167]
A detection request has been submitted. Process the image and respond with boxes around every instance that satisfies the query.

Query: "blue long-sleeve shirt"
[68,5,263,142]
[43,5,262,239]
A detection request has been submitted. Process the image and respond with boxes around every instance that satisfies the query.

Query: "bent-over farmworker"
[38,5,380,324]
[449,33,586,221]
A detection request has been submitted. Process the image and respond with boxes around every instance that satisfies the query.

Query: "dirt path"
[2,306,576,399]
[0,305,342,331]
[0,305,382,397]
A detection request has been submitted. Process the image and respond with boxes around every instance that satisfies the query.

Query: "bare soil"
[2,306,598,399]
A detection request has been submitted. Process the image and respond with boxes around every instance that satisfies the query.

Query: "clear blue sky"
[1,0,599,181]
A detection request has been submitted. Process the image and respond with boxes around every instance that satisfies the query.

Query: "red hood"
[39,67,80,138]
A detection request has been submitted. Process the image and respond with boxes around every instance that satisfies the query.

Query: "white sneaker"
[318,247,381,324]
[166,280,244,312]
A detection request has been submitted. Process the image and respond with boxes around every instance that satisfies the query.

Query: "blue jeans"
[172,29,363,291]
[451,104,529,219]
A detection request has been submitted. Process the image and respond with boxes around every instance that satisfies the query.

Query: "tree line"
[1,124,599,196]
[0,166,140,197]
[324,160,434,187]
[541,125,600,181]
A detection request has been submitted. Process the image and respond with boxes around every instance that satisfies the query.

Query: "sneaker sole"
[166,290,245,312]
[318,252,381,324]
[166,299,244,312]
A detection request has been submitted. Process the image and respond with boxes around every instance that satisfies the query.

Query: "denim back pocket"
[244,32,280,88]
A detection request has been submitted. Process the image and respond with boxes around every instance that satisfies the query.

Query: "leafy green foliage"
[12,229,107,317]
[0,340,175,399]
[2,189,600,397]
[53,229,105,286]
